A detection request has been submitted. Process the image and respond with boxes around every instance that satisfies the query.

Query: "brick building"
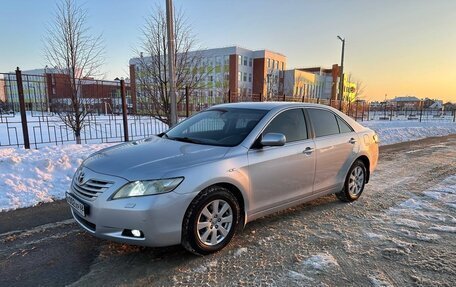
[129,46,287,110]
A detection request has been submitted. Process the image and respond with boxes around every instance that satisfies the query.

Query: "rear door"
[306,108,359,194]
[247,108,316,214]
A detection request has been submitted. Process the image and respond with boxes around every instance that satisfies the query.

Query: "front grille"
[72,179,113,201]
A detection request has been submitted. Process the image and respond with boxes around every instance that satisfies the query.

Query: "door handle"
[349,138,357,144]
[303,147,314,154]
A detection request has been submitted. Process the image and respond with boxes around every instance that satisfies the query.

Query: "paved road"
[1,135,455,286]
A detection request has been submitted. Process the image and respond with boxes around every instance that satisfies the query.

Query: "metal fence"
[0,69,167,148]
[1,68,454,149]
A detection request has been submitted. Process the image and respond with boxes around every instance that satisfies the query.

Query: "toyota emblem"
[77,170,85,184]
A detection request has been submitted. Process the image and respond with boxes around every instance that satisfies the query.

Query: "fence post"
[227,89,231,103]
[120,79,129,142]
[419,105,423,122]
[282,93,286,101]
[16,67,30,149]
[453,109,455,122]
[361,102,365,122]
[259,92,262,102]
[185,86,189,118]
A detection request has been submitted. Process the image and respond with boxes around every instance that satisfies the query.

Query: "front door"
[247,108,316,214]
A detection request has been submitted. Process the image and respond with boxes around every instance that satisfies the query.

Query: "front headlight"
[111,177,184,199]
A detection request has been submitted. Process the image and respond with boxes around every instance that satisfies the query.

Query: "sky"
[0,0,455,102]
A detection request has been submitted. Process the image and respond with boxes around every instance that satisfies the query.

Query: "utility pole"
[166,0,178,126]
[337,36,345,110]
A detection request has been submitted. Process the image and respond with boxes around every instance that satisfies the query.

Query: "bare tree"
[345,73,365,101]
[44,0,104,144]
[134,6,209,126]
[355,79,366,100]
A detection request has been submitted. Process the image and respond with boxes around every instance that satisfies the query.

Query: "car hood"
[83,136,230,181]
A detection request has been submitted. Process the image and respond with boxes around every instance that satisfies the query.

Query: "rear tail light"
[373,134,380,144]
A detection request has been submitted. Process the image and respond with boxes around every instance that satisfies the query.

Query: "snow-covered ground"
[0,144,112,211]
[363,120,456,146]
[0,120,455,212]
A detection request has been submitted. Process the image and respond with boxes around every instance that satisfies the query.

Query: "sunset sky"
[0,0,455,102]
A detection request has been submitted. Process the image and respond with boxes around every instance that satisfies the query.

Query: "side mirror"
[261,133,286,147]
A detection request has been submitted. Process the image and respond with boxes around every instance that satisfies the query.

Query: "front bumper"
[68,168,197,247]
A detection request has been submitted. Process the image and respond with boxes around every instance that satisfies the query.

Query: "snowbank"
[0,144,112,211]
[363,120,456,146]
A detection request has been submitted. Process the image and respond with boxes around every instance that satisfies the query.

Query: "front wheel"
[182,186,240,255]
[336,160,367,202]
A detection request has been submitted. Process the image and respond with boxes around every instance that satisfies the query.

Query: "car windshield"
[163,108,268,147]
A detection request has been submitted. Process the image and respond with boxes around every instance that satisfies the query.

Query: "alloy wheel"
[196,199,233,246]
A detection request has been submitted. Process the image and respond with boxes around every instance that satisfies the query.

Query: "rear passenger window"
[307,109,339,137]
[337,116,353,133]
[263,109,307,142]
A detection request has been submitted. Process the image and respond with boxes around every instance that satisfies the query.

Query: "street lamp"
[337,36,345,110]
[166,0,178,126]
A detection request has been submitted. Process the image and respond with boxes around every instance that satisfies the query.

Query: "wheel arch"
[355,155,370,183]
[205,182,247,227]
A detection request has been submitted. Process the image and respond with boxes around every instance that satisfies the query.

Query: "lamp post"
[166,0,178,126]
[337,36,345,111]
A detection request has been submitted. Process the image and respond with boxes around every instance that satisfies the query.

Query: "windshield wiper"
[168,136,201,144]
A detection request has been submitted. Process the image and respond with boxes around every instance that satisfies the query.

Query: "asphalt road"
[1,135,455,286]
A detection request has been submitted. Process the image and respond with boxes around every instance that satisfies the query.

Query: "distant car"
[67,102,379,255]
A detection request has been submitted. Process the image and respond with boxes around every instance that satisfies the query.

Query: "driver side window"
[263,109,307,142]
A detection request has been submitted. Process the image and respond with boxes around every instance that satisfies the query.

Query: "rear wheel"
[182,186,240,255]
[336,160,367,202]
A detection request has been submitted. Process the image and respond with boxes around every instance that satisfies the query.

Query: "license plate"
[66,192,86,217]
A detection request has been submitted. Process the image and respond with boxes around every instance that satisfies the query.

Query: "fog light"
[131,229,141,237]
[122,229,144,238]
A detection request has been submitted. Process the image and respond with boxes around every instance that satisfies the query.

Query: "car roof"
[209,101,369,133]
[209,102,332,111]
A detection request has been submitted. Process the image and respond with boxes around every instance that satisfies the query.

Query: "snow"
[301,253,339,271]
[233,247,248,257]
[363,120,456,146]
[386,175,456,237]
[0,144,112,211]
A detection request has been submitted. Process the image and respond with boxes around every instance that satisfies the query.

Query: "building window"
[224,55,229,65]
[243,72,247,82]
[249,58,253,67]
[249,73,252,82]
[243,57,248,66]
[215,56,221,65]
[267,58,270,68]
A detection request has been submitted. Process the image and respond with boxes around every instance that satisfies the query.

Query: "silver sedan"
[66,102,379,255]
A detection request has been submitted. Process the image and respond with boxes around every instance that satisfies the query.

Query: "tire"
[182,186,240,255]
[336,160,367,202]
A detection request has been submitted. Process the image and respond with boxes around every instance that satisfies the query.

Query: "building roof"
[391,96,420,102]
